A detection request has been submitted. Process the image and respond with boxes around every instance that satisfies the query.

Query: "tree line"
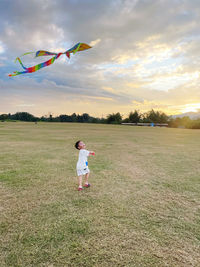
[0,110,200,129]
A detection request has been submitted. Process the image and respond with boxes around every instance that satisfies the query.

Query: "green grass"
[0,121,200,266]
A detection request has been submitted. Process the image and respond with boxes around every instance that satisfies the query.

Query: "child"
[75,140,95,191]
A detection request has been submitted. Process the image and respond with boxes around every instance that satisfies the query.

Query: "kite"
[9,43,92,77]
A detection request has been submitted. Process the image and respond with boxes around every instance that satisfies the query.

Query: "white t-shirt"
[76,149,90,169]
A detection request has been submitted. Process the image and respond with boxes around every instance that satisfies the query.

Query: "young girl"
[75,140,95,191]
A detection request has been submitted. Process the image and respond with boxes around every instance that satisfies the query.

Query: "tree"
[82,113,90,123]
[59,115,72,122]
[106,112,122,124]
[128,110,141,123]
[71,113,77,122]
[12,112,36,122]
[142,109,169,123]
[159,112,169,123]
[0,114,9,121]
[169,116,192,128]
[49,114,53,122]
[77,114,83,123]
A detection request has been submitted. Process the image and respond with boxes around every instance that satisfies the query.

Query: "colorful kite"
[9,43,92,77]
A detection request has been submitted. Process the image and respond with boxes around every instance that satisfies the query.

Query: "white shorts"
[77,167,90,176]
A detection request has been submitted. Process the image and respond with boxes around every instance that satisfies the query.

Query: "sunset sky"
[0,0,200,117]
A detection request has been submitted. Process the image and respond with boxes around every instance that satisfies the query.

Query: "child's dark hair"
[75,140,81,150]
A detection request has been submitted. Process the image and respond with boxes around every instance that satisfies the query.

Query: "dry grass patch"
[0,122,200,266]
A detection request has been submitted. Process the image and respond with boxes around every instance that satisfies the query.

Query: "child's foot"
[84,184,90,188]
[78,187,83,191]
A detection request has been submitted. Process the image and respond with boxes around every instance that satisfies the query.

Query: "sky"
[0,0,200,117]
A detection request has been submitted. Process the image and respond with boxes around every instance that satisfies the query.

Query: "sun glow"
[181,103,200,113]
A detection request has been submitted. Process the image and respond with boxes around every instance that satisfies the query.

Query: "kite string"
[20,52,35,57]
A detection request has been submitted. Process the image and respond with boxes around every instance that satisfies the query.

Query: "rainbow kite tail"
[15,57,28,70]
[9,70,28,77]
[9,52,36,75]
[66,52,70,59]
[9,42,92,77]
[8,57,28,76]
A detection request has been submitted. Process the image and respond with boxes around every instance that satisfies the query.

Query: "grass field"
[0,122,200,267]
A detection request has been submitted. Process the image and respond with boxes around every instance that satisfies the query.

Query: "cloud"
[90,39,101,47]
[1,0,200,116]
[16,103,35,107]
[0,41,5,54]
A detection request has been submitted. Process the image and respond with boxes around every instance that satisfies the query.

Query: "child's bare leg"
[78,175,83,188]
[85,172,90,185]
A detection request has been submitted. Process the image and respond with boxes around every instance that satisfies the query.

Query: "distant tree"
[59,113,91,123]
[122,117,129,123]
[40,116,47,122]
[51,116,59,122]
[191,119,200,129]
[59,115,71,122]
[49,114,53,122]
[82,113,90,123]
[71,113,77,122]
[142,109,169,123]
[12,112,36,122]
[159,112,169,123]
[0,114,9,121]
[169,116,192,128]
[77,114,83,123]
[100,117,106,124]
[128,110,141,123]
[91,117,101,123]
[145,110,159,123]
[106,112,122,124]
[181,116,192,127]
